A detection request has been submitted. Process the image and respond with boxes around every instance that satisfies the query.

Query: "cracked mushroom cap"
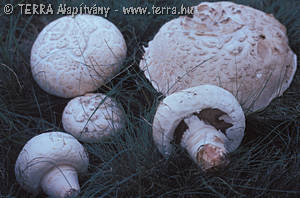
[152,84,245,157]
[31,14,127,98]
[15,132,89,195]
[140,1,297,113]
[62,93,124,143]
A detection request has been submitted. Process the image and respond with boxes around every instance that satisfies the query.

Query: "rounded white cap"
[140,1,297,113]
[62,93,124,143]
[31,14,127,98]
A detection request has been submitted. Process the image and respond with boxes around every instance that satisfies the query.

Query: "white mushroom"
[153,84,245,171]
[31,14,127,98]
[140,1,297,113]
[62,93,124,143]
[15,132,89,198]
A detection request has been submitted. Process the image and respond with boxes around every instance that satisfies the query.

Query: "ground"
[0,0,299,197]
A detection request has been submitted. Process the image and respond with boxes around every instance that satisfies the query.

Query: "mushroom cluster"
[16,14,126,197]
[142,1,297,171]
[15,1,298,197]
[31,14,127,98]
[139,1,297,113]
[30,14,126,143]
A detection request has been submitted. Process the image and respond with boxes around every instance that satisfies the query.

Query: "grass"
[0,0,299,197]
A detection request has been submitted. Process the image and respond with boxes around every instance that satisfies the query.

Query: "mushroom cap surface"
[153,84,245,156]
[31,14,127,98]
[140,1,297,113]
[15,132,89,194]
[62,93,124,143]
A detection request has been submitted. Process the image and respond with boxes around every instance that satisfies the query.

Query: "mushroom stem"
[40,165,80,198]
[180,115,229,171]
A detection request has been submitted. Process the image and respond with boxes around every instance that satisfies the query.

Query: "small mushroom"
[140,1,297,113]
[31,14,127,98]
[15,132,89,198]
[153,84,245,171]
[62,93,124,143]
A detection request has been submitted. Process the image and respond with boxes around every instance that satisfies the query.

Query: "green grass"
[0,0,299,197]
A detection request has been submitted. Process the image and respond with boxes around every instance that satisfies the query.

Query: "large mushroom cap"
[15,132,89,195]
[140,1,297,113]
[62,93,124,143]
[31,14,127,98]
[153,84,245,157]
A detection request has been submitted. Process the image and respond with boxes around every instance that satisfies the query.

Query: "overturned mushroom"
[62,93,124,143]
[31,14,127,98]
[15,132,89,198]
[140,1,297,113]
[153,84,245,171]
